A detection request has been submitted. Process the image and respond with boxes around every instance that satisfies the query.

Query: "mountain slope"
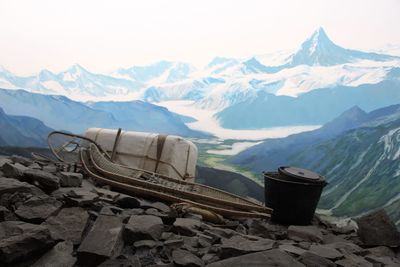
[230,104,400,225]
[0,107,53,147]
[88,101,206,137]
[230,105,370,173]
[216,77,400,129]
[0,88,206,137]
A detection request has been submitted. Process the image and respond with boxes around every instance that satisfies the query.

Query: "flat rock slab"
[172,248,204,267]
[59,172,83,187]
[288,225,323,243]
[124,215,164,243]
[207,249,305,267]
[220,235,275,259]
[356,209,400,246]
[32,241,76,267]
[24,169,60,190]
[278,244,308,256]
[0,158,12,168]
[298,252,336,267]
[309,244,343,260]
[78,215,124,266]
[0,221,55,264]
[44,207,89,245]
[15,195,62,223]
[0,177,44,196]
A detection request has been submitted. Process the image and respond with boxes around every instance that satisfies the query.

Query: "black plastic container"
[264,166,327,225]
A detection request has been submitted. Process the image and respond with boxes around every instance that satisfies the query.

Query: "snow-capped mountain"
[1,27,399,113]
[286,27,397,67]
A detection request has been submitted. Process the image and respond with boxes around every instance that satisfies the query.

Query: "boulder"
[59,172,83,187]
[220,235,275,259]
[298,252,336,267]
[247,219,287,240]
[78,215,125,266]
[44,207,89,245]
[0,221,55,264]
[24,169,60,190]
[31,241,76,267]
[207,249,305,267]
[2,162,28,178]
[15,195,62,223]
[356,209,400,246]
[288,225,323,243]
[172,248,204,267]
[124,215,164,243]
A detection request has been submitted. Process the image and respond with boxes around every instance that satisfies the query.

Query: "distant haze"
[0,0,399,75]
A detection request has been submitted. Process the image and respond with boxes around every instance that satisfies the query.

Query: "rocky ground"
[1,154,400,267]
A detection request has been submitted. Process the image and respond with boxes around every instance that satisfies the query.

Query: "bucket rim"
[263,171,328,186]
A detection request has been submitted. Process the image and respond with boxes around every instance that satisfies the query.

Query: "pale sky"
[0,0,399,75]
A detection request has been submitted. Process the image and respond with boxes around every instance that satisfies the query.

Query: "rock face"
[1,154,400,266]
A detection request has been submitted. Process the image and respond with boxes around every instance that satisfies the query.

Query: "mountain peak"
[67,64,88,74]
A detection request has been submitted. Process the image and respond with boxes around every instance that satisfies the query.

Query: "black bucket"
[264,166,327,225]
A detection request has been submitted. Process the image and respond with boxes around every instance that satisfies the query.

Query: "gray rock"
[363,246,396,258]
[2,162,28,178]
[0,205,17,221]
[298,252,336,267]
[32,241,76,267]
[247,219,287,240]
[207,249,304,267]
[0,221,55,264]
[278,244,307,256]
[367,255,400,266]
[336,254,373,267]
[15,195,62,223]
[164,239,184,249]
[78,215,125,266]
[116,194,141,208]
[11,155,33,166]
[134,240,163,249]
[28,163,42,170]
[173,218,202,236]
[44,207,89,245]
[124,215,164,243]
[0,177,44,196]
[59,172,83,187]
[98,257,141,267]
[288,225,323,243]
[24,169,60,190]
[93,187,120,201]
[202,253,220,265]
[147,202,171,213]
[356,209,400,246]
[0,157,12,169]
[325,241,363,254]
[53,187,99,206]
[220,235,275,259]
[309,244,343,260]
[172,249,204,267]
